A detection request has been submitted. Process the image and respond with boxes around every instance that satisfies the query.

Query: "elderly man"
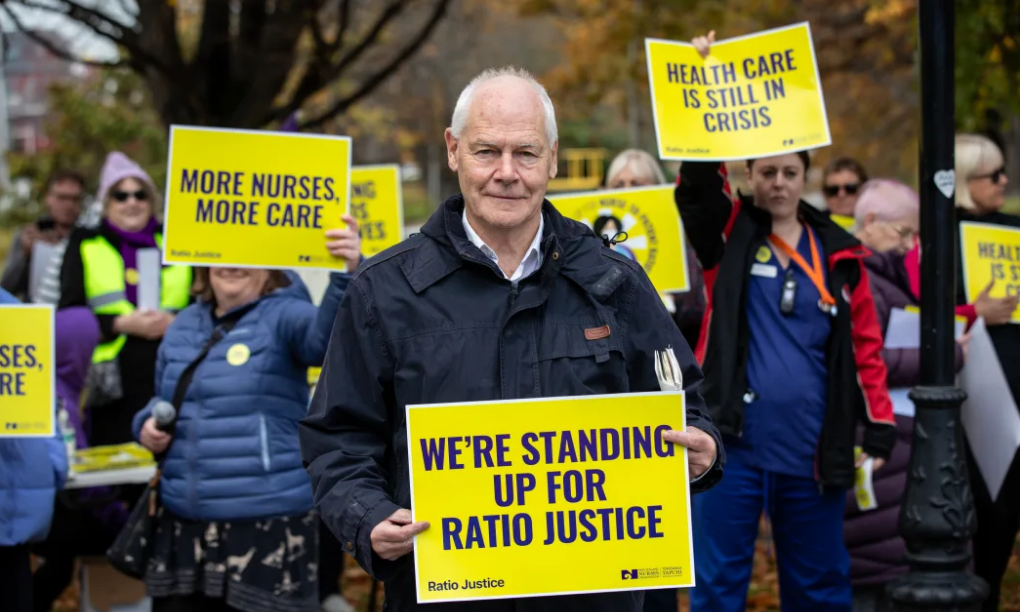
[300,67,723,612]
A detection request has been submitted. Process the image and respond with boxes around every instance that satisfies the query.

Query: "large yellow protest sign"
[646,22,830,161]
[549,186,689,293]
[960,222,1020,323]
[351,165,403,257]
[162,126,352,270]
[407,392,693,603]
[0,305,54,437]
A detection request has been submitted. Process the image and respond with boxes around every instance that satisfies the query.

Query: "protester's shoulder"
[64,225,101,250]
[348,233,433,288]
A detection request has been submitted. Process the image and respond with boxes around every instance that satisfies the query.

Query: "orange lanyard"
[768,226,836,307]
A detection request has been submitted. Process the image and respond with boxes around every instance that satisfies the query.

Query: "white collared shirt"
[462,210,544,283]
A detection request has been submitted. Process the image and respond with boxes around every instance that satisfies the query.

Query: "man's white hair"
[450,66,558,145]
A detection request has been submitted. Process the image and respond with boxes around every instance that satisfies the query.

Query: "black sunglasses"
[823,183,860,197]
[973,166,1007,184]
[112,190,149,202]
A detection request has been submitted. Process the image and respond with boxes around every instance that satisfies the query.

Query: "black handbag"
[106,318,240,579]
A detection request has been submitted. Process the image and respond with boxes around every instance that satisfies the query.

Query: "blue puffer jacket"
[0,287,69,545]
[132,272,349,521]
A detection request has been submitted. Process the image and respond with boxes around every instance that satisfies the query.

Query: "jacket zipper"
[509,282,518,308]
[258,413,271,471]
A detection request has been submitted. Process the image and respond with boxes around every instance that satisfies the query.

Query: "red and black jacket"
[675,161,895,490]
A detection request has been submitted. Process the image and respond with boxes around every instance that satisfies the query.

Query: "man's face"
[45,179,84,227]
[445,77,558,233]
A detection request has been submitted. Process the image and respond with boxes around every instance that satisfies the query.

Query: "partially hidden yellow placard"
[960,221,1020,323]
[831,214,855,231]
[163,126,351,270]
[407,392,693,603]
[549,186,689,293]
[0,305,54,437]
[351,165,403,257]
[646,22,830,161]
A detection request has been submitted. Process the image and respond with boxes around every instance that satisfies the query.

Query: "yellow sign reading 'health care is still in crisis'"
[646,22,831,161]
[960,222,1020,324]
[350,165,404,257]
[162,126,352,270]
[548,186,690,293]
[0,305,54,437]
[407,392,694,603]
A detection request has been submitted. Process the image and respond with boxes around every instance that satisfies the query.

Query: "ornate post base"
[887,387,988,611]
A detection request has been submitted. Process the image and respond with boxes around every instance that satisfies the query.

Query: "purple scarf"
[103,217,160,306]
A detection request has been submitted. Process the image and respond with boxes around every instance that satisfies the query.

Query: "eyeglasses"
[971,166,1007,184]
[823,183,860,197]
[112,190,149,202]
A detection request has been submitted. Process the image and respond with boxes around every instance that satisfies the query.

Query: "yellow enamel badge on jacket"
[226,343,250,366]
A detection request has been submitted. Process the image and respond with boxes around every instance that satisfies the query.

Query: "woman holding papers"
[58,152,193,447]
[841,180,969,612]
[673,30,894,612]
[131,219,360,612]
[954,133,1020,612]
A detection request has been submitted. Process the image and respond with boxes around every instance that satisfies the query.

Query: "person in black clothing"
[0,169,85,300]
[954,132,1020,611]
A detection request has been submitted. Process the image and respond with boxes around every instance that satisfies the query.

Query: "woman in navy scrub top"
[673,30,895,612]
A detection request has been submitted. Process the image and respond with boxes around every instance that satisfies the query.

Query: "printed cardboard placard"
[549,185,689,293]
[646,22,831,161]
[0,305,55,437]
[960,221,1020,323]
[162,126,352,270]
[407,392,694,603]
[351,165,404,257]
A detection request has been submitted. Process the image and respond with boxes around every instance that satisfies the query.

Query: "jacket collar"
[406,194,625,299]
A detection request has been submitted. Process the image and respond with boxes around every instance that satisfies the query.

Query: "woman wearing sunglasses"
[58,151,193,448]
[954,132,1020,612]
[822,157,869,230]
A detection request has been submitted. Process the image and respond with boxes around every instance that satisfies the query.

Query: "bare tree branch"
[0,4,125,68]
[331,0,353,55]
[300,0,449,130]
[265,0,413,124]
[2,0,175,76]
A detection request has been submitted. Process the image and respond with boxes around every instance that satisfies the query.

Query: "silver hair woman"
[606,149,666,189]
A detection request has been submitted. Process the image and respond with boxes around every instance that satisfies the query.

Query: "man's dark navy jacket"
[299,195,723,612]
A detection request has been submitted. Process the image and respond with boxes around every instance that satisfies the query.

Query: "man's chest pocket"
[535,321,629,397]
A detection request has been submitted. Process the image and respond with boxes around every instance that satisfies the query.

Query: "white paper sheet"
[960,318,1020,502]
[885,307,966,350]
[136,248,162,311]
[28,241,58,303]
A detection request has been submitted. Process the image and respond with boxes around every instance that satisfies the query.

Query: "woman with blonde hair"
[603,149,706,350]
[954,132,1020,612]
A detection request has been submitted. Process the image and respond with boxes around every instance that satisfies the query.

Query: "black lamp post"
[887,0,988,610]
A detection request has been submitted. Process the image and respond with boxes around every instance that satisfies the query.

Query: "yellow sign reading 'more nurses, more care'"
[407,392,694,603]
[351,165,404,257]
[0,305,54,437]
[549,186,689,293]
[960,222,1020,323]
[645,22,830,161]
[162,126,352,270]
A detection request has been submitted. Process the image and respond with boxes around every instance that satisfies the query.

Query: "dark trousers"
[31,497,118,612]
[970,449,1020,612]
[153,593,236,612]
[319,517,346,601]
[0,544,34,612]
[642,588,678,612]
